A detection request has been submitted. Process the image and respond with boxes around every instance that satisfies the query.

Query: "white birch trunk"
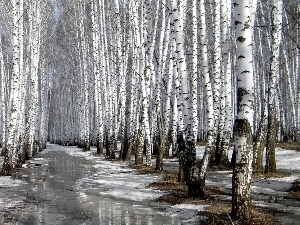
[265,0,283,173]
[169,0,198,196]
[1,0,22,175]
[39,59,48,149]
[191,0,198,140]
[91,0,104,154]
[212,0,221,139]
[28,1,42,157]
[218,0,232,165]
[231,0,255,220]
[0,37,5,150]
[198,0,215,195]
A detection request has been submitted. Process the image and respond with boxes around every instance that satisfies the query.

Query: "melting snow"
[0,177,27,187]
[0,143,300,224]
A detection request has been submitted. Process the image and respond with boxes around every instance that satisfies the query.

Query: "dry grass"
[289,179,300,200]
[290,179,300,192]
[139,169,280,225]
[131,142,300,224]
[277,142,300,151]
[289,191,300,200]
[252,170,291,179]
[197,140,208,146]
[198,203,280,225]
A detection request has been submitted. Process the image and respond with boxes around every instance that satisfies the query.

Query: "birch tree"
[1,0,23,175]
[0,27,7,152]
[169,0,199,196]
[231,0,255,220]
[156,0,169,171]
[218,0,233,166]
[211,0,222,163]
[26,0,44,158]
[198,0,215,196]
[265,0,283,174]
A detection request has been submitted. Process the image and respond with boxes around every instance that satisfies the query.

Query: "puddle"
[1,146,201,225]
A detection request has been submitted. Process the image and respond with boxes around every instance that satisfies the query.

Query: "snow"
[276,147,300,172]
[162,204,210,224]
[195,146,300,195]
[182,145,300,222]
[0,143,300,223]
[51,145,167,202]
[57,144,300,223]
[0,176,27,187]
[0,177,27,222]
[0,172,28,214]
[49,144,208,223]
[169,204,209,212]
[251,148,300,195]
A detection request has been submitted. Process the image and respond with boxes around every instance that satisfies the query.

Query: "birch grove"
[0,0,300,222]
[0,0,51,175]
[231,0,255,220]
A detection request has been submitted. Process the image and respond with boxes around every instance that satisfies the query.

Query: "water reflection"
[74,184,182,225]
[4,147,196,225]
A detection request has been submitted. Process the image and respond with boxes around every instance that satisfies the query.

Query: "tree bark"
[231,0,255,221]
[265,0,282,173]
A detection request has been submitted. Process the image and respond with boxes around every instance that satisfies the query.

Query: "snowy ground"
[64,145,212,224]
[196,146,300,224]
[0,144,299,224]
[0,145,208,224]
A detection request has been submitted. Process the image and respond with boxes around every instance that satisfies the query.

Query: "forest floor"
[142,142,300,225]
[0,143,299,224]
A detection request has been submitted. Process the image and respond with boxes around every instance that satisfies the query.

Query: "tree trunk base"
[188,177,202,197]
[0,147,14,176]
[96,139,104,155]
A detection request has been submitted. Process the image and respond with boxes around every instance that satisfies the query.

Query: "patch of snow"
[78,192,88,200]
[254,200,300,214]
[3,143,299,224]
[0,200,24,209]
[252,176,296,194]
[74,158,166,202]
[49,144,209,223]
[31,157,46,161]
[214,170,232,174]
[276,148,300,172]
[206,179,232,189]
[198,147,300,196]
[196,146,206,157]
[47,144,168,202]
[0,178,27,221]
[100,188,165,202]
[171,203,209,211]
[162,204,210,224]
[249,149,300,197]
[0,177,27,187]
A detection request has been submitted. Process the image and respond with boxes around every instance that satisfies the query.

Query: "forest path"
[0,144,202,225]
[2,144,299,224]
